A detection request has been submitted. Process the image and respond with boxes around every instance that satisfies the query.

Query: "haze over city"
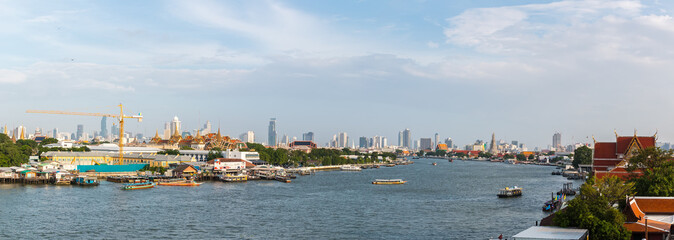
[2,0,674,148]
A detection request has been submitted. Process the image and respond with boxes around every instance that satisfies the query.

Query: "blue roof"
[77,164,147,173]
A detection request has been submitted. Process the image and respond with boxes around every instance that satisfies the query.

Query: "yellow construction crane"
[26,104,142,165]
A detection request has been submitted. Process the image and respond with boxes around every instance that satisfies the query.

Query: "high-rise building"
[338,132,348,148]
[201,121,212,134]
[170,116,181,137]
[268,118,277,146]
[240,131,255,143]
[420,138,432,150]
[53,128,58,140]
[402,128,411,148]
[76,124,84,141]
[434,133,439,149]
[553,132,562,150]
[398,131,403,147]
[444,138,453,150]
[282,134,289,146]
[100,117,108,138]
[302,132,314,142]
[359,137,368,148]
[511,140,519,146]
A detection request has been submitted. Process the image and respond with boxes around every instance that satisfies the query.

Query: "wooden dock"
[0,177,51,184]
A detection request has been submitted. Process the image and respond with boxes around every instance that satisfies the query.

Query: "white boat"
[340,165,362,171]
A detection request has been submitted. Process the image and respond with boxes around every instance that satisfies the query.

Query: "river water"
[0,159,582,239]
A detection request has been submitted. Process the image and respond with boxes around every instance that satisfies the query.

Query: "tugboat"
[497,186,522,198]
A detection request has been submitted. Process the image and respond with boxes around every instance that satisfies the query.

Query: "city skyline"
[2,0,674,148]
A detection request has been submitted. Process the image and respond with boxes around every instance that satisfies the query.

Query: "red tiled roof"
[616,136,656,154]
[594,142,617,159]
[624,222,670,233]
[634,197,674,214]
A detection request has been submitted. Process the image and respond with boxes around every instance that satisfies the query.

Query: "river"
[0,159,582,239]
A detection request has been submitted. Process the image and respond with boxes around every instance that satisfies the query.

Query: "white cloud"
[426,41,439,48]
[0,69,27,83]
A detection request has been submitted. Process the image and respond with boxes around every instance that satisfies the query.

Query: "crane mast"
[26,104,143,165]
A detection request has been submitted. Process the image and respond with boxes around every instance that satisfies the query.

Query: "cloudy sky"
[1,0,674,148]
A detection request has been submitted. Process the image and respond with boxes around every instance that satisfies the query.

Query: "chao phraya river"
[0,159,581,239]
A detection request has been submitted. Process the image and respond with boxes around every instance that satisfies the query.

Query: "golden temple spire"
[154,129,160,139]
[19,125,25,140]
[216,128,222,141]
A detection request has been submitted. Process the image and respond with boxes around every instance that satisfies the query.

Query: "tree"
[528,154,536,160]
[39,138,58,145]
[157,149,180,155]
[516,153,526,161]
[554,177,632,240]
[478,152,493,159]
[573,146,593,168]
[627,147,674,196]
[180,146,194,150]
[206,148,223,161]
[503,154,514,159]
[417,151,424,157]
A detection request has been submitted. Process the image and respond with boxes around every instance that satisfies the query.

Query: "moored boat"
[220,174,248,182]
[372,179,407,185]
[72,176,100,186]
[432,162,437,166]
[122,182,155,190]
[497,186,522,198]
[340,165,362,171]
[157,180,202,186]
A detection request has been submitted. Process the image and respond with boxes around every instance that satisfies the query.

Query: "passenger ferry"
[497,186,522,198]
[157,179,202,186]
[372,179,407,185]
[220,174,248,182]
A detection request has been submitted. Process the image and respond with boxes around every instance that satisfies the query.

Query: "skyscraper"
[302,132,314,142]
[76,124,84,140]
[240,131,255,143]
[170,116,181,136]
[420,138,432,150]
[444,138,453,149]
[53,128,58,140]
[100,117,108,138]
[402,128,412,148]
[398,131,403,147]
[553,132,562,150]
[359,137,368,148]
[434,133,439,149]
[268,118,277,146]
[338,132,348,148]
[201,121,212,134]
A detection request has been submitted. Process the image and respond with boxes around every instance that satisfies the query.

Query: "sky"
[1,0,674,149]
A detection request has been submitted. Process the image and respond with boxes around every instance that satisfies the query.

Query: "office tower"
[76,124,84,140]
[100,117,108,138]
[240,131,255,143]
[382,137,387,148]
[302,132,314,142]
[553,132,562,150]
[434,133,439,149]
[338,132,348,148]
[268,118,277,146]
[53,128,58,139]
[414,140,419,150]
[402,129,411,148]
[420,138,432,150]
[163,122,170,139]
[359,137,368,148]
[511,140,519,146]
[444,138,453,150]
[201,121,212,134]
[398,131,403,147]
[170,116,181,136]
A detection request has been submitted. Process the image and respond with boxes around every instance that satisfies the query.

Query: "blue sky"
[1,0,674,148]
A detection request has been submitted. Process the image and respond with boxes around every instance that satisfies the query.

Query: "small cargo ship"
[497,186,522,198]
[122,182,155,190]
[372,179,407,185]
